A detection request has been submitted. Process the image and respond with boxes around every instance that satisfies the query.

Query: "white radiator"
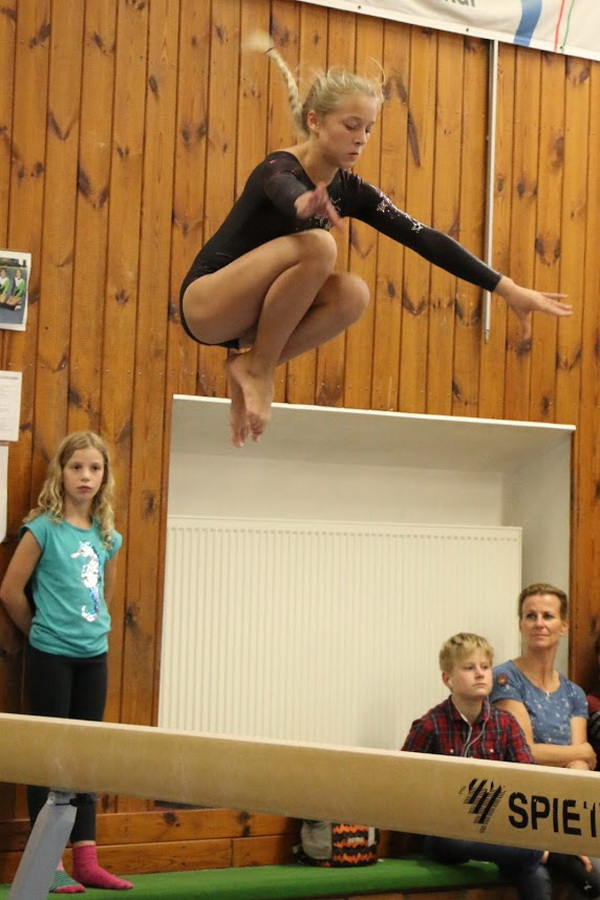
[159,517,521,750]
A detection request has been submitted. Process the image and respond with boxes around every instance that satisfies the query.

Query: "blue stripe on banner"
[514,0,543,47]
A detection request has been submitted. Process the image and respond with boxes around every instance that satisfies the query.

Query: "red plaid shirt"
[401,697,534,763]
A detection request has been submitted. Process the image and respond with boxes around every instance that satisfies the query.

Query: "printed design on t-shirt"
[71,541,101,622]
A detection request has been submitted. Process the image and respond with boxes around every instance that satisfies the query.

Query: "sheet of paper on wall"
[0,444,6,542]
[0,371,22,442]
[0,250,31,332]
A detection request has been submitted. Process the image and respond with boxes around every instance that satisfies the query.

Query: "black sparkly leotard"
[179,150,501,348]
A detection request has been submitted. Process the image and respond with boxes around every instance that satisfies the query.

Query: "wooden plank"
[554,55,589,428]
[527,52,564,424]
[4,0,51,519]
[167,0,210,401]
[68,4,116,436]
[121,0,179,753]
[99,0,149,728]
[0,0,52,822]
[450,36,488,419]
[34,2,84,452]
[196,0,241,403]
[314,9,354,410]
[370,20,410,412]
[231,833,297,866]
[69,838,232,874]
[343,16,383,411]
[398,27,436,413]
[3,713,600,856]
[478,44,514,419]
[0,0,16,251]
[0,809,296,851]
[263,0,300,405]
[503,49,541,421]
[564,58,599,687]
[284,2,326,406]
[425,32,464,416]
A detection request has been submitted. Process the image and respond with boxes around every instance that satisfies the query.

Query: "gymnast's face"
[308,93,378,170]
[442,650,492,701]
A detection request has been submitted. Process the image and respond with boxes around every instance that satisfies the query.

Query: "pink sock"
[72,845,133,890]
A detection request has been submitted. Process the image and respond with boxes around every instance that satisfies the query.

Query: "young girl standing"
[0,431,133,893]
[180,33,572,447]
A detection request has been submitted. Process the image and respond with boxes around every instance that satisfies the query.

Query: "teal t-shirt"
[22,514,122,658]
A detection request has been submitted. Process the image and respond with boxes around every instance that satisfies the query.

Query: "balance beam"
[1,713,599,856]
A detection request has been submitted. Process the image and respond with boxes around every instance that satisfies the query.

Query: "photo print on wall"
[0,251,31,332]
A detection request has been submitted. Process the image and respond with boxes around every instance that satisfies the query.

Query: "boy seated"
[401,632,550,900]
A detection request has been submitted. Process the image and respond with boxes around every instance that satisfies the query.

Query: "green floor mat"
[0,858,502,899]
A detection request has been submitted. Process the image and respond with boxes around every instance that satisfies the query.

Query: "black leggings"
[25,645,108,844]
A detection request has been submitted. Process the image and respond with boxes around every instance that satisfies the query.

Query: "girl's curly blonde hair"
[25,431,116,548]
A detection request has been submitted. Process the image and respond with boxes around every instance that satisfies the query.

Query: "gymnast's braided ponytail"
[246,31,306,135]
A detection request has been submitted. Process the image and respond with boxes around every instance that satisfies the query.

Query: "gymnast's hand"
[494,276,572,344]
[294,183,341,228]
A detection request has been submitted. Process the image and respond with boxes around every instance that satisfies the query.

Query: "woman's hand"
[294,183,341,228]
[494,276,572,343]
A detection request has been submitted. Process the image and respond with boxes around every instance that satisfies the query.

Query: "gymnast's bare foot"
[226,351,274,443]
[226,357,249,448]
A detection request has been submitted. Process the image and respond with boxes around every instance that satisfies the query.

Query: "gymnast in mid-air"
[179,32,571,447]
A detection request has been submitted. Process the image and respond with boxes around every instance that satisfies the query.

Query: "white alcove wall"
[160,396,574,749]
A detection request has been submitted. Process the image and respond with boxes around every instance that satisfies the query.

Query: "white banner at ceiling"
[298,0,600,62]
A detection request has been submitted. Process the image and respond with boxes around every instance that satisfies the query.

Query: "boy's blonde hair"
[247,31,384,137]
[25,431,116,548]
[439,632,493,674]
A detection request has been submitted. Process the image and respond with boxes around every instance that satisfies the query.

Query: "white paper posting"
[0,371,22,442]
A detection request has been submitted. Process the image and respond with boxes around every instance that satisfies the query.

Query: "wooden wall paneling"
[237,1,271,191]
[120,0,179,778]
[398,27,437,413]
[5,0,51,519]
[343,15,383,411]
[145,0,183,754]
[34,1,84,459]
[0,0,16,250]
[370,20,410,411]
[0,0,53,824]
[284,2,327,406]
[425,32,464,416]
[554,56,590,427]
[554,53,590,685]
[95,809,297,844]
[167,1,212,401]
[571,61,600,687]
[196,0,241,405]
[478,44,515,419]
[266,0,301,404]
[0,809,297,858]
[162,2,212,725]
[526,52,564,424]
[314,9,353,410]
[503,48,541,421]
[0,0,19,756]
[70,3,119,819]
[231,833,297,867]
[101,0,148,729]
[451,36,488,418]
[69,4,117,437]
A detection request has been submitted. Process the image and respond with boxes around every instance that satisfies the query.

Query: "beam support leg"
[8,791,76,900]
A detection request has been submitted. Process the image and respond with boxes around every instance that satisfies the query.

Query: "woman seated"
[491,583,600,899]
